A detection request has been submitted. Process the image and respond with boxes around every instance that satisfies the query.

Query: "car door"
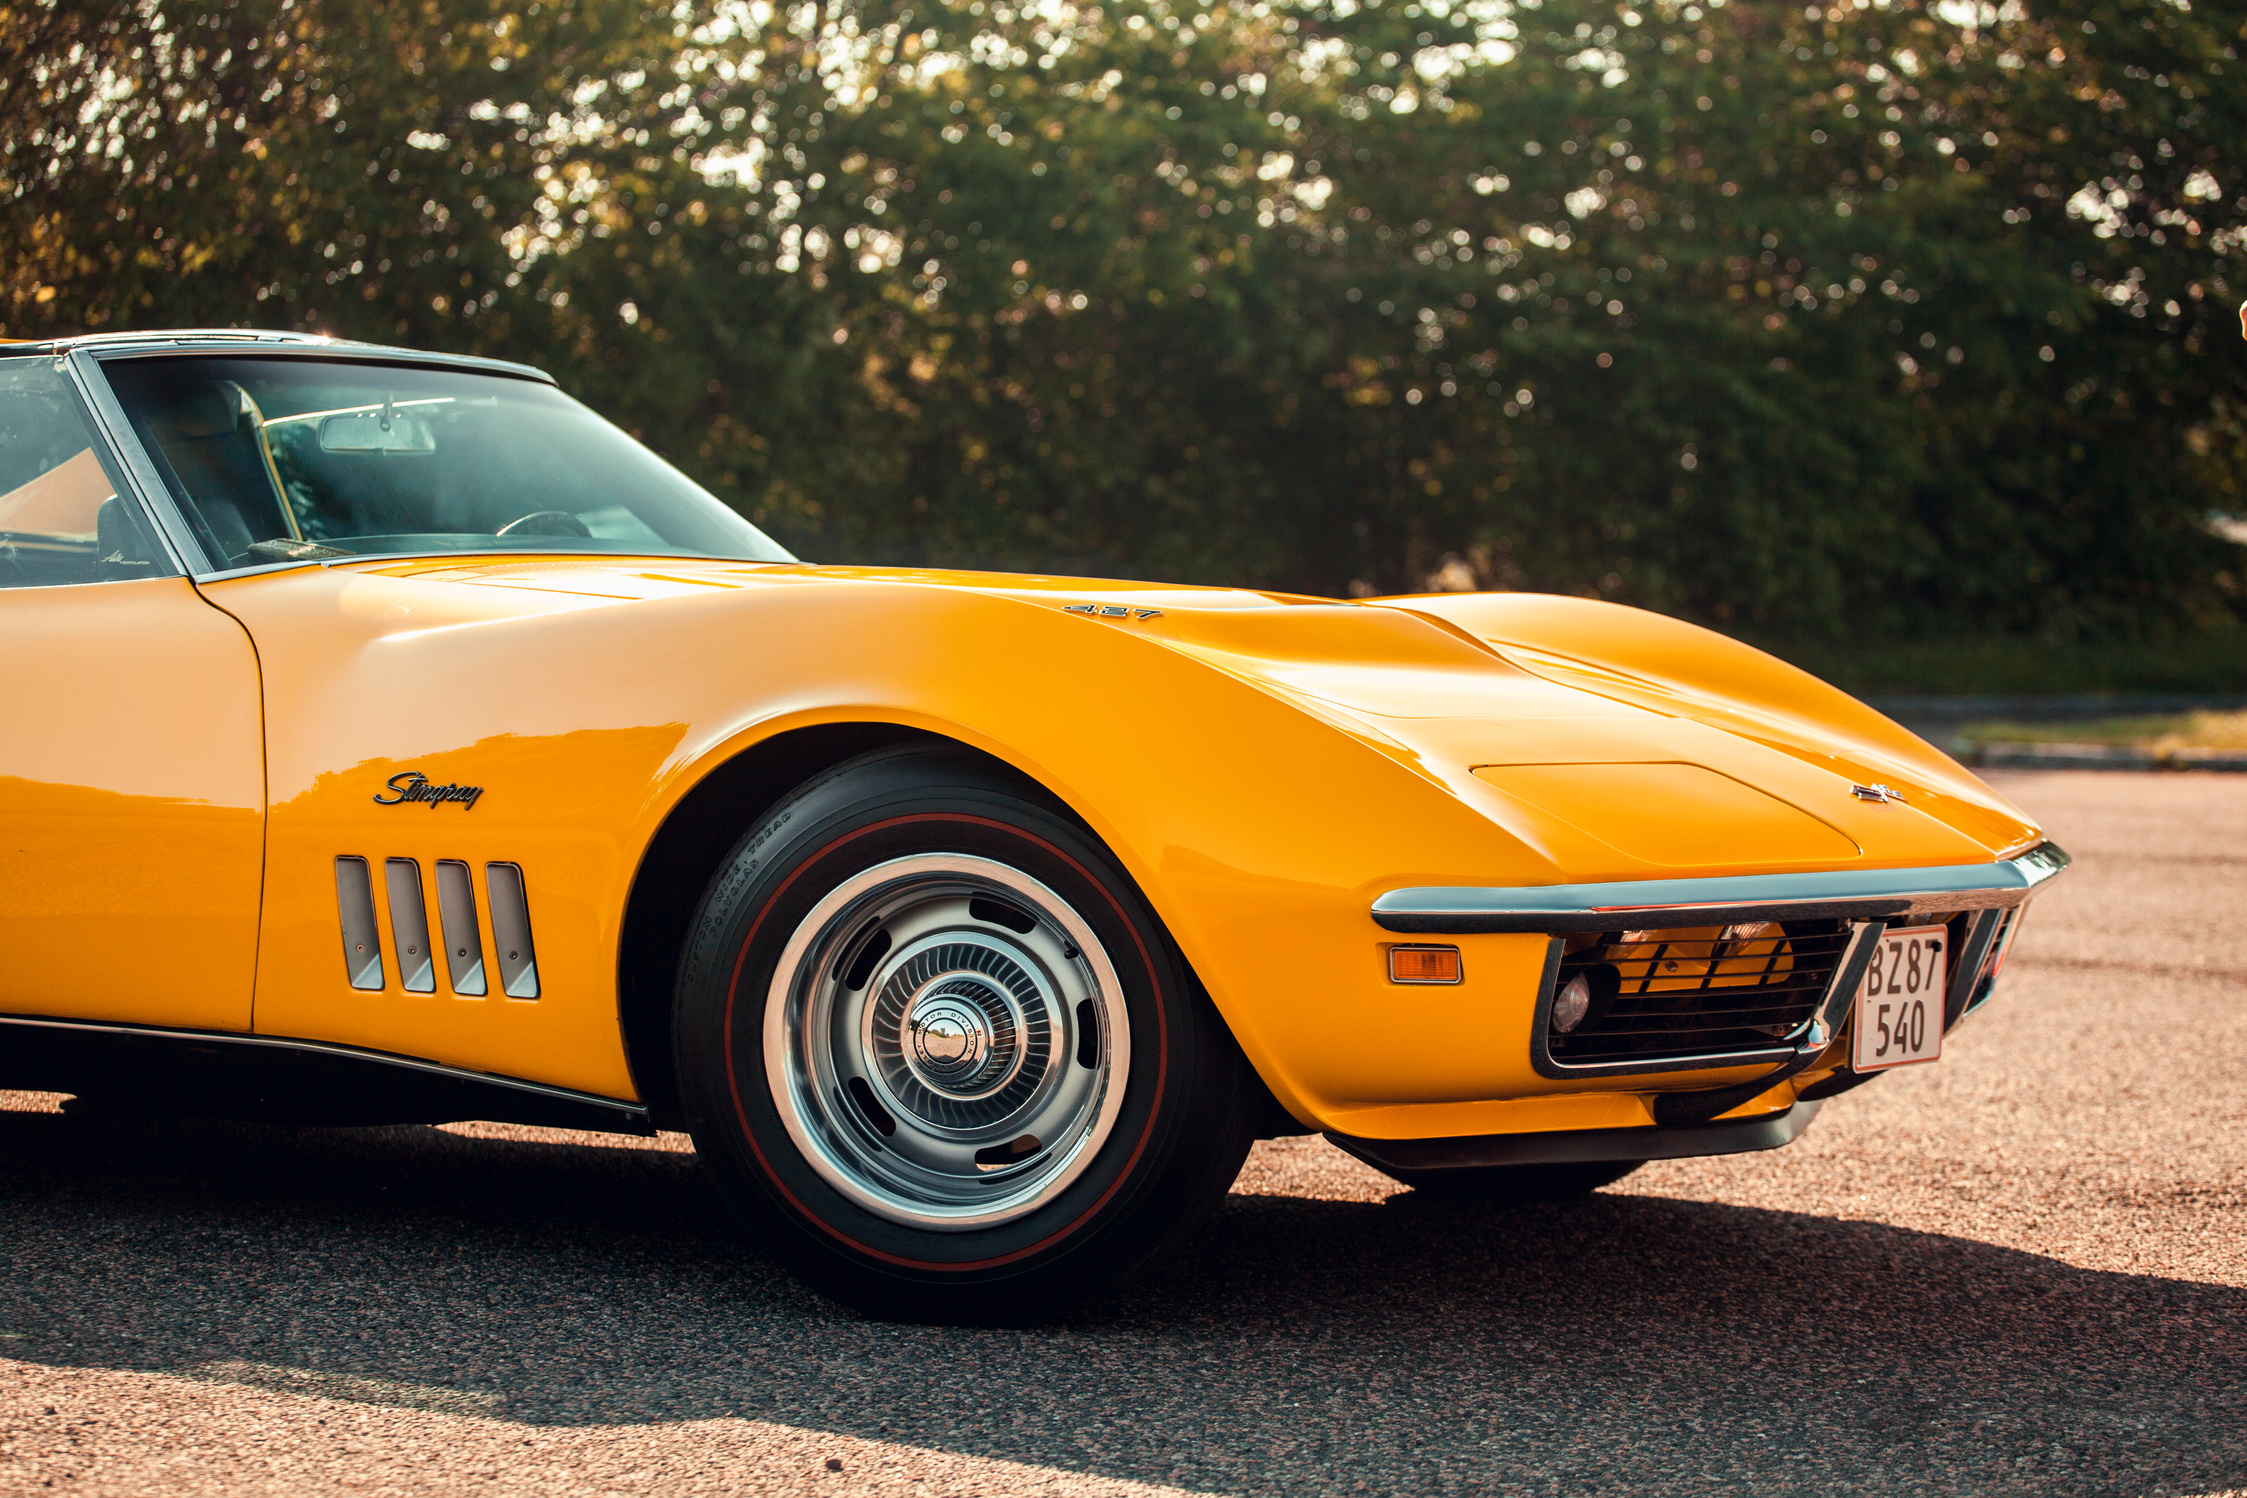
[83,347,647,1100]
[0,354,264,1032]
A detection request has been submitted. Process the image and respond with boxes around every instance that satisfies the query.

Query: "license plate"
[1852,924,1948,1072]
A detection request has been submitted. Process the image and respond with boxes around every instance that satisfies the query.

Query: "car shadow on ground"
[3,1107,2241,1496]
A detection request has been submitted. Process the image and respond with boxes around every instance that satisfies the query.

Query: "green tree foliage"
[5,0,2243,642]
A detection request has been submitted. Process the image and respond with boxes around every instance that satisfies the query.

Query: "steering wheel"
[495,509,593,538]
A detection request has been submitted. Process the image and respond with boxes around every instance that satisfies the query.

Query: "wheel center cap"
[906,993,995,1085]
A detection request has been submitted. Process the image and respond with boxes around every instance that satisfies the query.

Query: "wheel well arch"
[615,721,1037,1126]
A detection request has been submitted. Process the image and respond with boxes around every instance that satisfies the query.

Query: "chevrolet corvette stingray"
[0,332,2065,1319]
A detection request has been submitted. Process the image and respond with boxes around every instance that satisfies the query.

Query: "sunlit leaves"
[4,0,2242,638]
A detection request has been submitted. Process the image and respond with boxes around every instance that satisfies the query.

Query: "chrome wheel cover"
[763,853,1131,1231]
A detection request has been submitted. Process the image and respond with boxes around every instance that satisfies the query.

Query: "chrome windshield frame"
[63,346,214,575]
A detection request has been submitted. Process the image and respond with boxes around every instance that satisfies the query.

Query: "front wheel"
[673,745,1259,1323]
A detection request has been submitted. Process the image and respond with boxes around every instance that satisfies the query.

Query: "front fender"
[205,558,1572,1130]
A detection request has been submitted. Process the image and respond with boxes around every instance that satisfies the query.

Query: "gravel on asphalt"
[2,769,2243,1496]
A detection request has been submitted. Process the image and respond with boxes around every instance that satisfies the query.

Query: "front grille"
[1953,905,2021,1022]
[1547,921,1855,1066]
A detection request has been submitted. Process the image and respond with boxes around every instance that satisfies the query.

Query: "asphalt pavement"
[3,769,2243,1496]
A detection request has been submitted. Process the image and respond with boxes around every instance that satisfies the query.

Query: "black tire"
[672,744,1261,1323]
[1382,1159,1645,1203]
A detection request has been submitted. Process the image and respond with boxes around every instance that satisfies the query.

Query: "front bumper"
[1367,842,2069,1096]
[1369,841,2070,935]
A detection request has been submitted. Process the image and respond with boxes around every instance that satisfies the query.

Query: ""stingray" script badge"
[373,771,486,810]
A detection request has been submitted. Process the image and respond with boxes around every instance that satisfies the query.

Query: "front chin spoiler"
[1326,1098,1822,1175]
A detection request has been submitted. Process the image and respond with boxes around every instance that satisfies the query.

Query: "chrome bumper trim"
[1370,841,2069,935]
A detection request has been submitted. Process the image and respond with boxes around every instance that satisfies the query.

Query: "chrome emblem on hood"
[1064,603,1163,620]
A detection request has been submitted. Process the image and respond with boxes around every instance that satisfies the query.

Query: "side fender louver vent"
[385,858,437,994]
[334,855,540,999]
[485,862,540,999]
[434,859,488,997]
[334,856,385,991]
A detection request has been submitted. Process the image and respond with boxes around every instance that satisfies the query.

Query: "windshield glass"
[100,355,794,569]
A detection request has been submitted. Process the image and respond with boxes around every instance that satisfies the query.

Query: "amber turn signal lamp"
[1388,945,1462,985]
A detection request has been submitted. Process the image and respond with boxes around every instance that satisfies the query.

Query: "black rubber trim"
[1651,1071,1807,1129]
[1795,1067,1885,1102]
[0,1013,652,1133]
[1324,1099,1823,1175]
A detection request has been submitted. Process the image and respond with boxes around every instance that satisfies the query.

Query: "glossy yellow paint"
[177,556,2042,1139]
[1382,591,2041,857]
[0,577,264,1030]
[1469,763,1862,868]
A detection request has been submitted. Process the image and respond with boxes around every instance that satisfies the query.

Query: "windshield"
[99,355,794,569]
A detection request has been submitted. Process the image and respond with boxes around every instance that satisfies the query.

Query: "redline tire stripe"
[718,811,1172,1273]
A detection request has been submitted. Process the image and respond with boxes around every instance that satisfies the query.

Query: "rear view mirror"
[319,410,435,454]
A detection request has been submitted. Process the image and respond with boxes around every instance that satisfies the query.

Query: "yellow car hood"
[961,572,2033,873]
[354,557,2040,876]
[934,568,2039,872]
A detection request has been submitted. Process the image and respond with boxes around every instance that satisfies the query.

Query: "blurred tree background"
[7,0,2246,684]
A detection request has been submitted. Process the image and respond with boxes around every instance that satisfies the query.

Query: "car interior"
[0,372,171,588]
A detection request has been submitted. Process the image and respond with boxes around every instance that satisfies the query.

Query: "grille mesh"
[1547,921,1853,1066]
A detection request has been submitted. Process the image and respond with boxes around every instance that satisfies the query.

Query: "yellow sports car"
[0,332,2066,1320]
